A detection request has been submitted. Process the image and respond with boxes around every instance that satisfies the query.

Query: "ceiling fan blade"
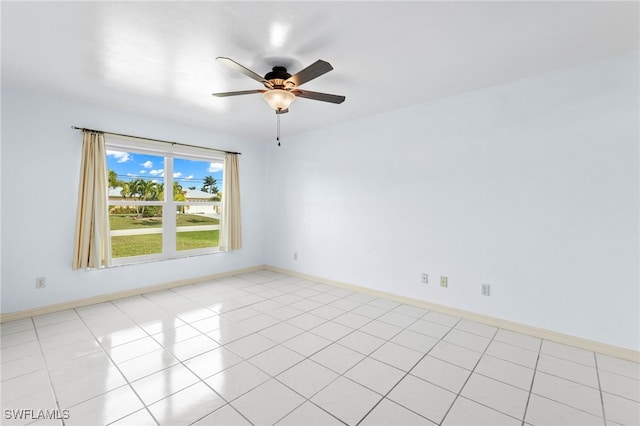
[212,89,266,97]
[292,89,345,104]
[275,108,289,115]
[286,60,333,87]
[216,57,268,85]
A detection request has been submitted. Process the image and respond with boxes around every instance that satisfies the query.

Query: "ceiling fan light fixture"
[263,89,296,112]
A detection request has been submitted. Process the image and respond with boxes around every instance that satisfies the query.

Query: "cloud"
[106,151,131,163]
[149,169,164,176]
[208,162,223,172]
[139,170,146,174]
[185,175,194,180]
[173,172,182,178]
[141,160,153,168]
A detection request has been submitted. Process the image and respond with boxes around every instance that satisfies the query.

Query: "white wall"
[1,89,265,313]
[264,53,640,351]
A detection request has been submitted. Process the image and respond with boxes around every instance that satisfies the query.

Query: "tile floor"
[1,269,639,425]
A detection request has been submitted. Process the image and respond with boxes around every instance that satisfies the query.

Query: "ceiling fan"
[212,57,345,114]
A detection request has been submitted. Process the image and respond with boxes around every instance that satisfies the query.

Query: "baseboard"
[0,265,265,323]
[265,265,640,363]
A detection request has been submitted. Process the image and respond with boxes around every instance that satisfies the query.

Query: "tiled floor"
[1,269,639,425]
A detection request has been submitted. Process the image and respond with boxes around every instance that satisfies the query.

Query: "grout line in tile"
[30,316,66,425]
[594,351,608,426]
[518,335,542,426]
[269,398,313,426]
[540,350,601,371]
[304,400,350,426]
[197,402,253,426]
[525,341,610,424]
[529,392,614,424]
[438,322,500,425]
[534,346,606,391]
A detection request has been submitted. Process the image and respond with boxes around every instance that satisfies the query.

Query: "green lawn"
[177,230,219,251]
[176,214,219,227]
[111,234,162,258]
[110,214,219,230]
[111,230,219,258]
[110,213,220,258]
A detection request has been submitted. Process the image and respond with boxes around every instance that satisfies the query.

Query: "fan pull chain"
[276,113,281,146]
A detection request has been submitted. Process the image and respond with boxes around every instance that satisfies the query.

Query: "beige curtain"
[219,153,242,251]
[72,131,111,270]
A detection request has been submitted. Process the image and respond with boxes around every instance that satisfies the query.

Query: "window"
[106,136,224,265]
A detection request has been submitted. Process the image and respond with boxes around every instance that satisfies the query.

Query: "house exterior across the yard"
[108,187,221,215]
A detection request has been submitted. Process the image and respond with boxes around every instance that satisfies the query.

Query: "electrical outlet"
[421,273,428,284]
[440,276,448,288]
[481,283,491,296]
[36,277,46,289]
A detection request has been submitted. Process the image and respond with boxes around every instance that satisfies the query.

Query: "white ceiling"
[2,1,638,139]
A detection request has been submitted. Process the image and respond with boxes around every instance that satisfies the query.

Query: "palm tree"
[119,182,132,198]
[127,178,145,199]
[159,182,185,201]
[108,170,120,189]
[173,182,186,213]
[141,180,160,201]
[201,175,219,194]
[126,178,160,217]
[173,182,185,201]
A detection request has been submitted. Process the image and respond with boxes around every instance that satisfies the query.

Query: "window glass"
[173,158,222,201]
[107,151,166,200]
[176,214,220,251]
[110,207,163,258]
[173,157,222,251]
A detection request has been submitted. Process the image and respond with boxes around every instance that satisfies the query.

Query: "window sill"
[108,247,223,268]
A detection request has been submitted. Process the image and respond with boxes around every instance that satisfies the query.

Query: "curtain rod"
[71,126,242,155]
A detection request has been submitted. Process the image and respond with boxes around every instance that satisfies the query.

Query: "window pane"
[173,158,222,202]
[176,211,219,251]
[110,207,163,258]
[106,151,165,201]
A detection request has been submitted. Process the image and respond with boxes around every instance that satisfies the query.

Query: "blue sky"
[106,150,223,190]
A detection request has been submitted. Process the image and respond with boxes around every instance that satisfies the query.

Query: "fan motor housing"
[264,66,291,80]
[264,66,295,89]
